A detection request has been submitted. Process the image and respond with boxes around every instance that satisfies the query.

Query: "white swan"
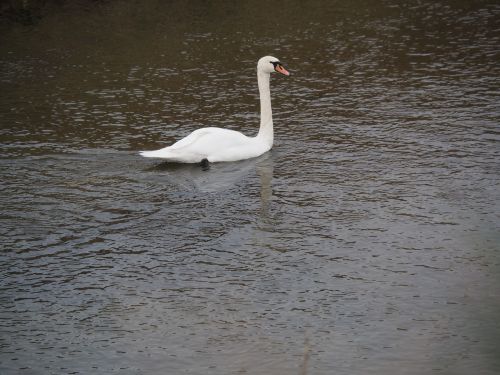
[139,56,289,163]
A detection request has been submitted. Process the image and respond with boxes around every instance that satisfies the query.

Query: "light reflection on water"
[1,0,500,374]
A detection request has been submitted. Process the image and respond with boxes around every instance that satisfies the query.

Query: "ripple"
[1,1,500,374]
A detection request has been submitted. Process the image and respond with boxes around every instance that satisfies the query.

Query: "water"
[1,1,499,374]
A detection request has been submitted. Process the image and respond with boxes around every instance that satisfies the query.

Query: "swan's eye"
[270,61,280,67]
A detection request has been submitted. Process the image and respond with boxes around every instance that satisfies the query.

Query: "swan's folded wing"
[139,127,251,162]
[168,128,216,151]
[171,127,247,150]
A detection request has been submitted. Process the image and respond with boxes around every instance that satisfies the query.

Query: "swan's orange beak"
[275,64,290,76]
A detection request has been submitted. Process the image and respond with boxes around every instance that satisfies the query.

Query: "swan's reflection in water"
[145,153,274,197]
[256,156,273,219]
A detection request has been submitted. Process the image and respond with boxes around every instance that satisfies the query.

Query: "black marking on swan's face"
[269,60,290,76]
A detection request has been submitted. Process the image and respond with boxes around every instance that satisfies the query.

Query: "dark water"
[1,1,500,374]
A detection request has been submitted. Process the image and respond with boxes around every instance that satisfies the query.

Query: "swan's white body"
[139,56,289,163]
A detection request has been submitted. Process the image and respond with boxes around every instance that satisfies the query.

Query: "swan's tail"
[139,150,170,158]
[139,148,199,163]
[139,148,189,162]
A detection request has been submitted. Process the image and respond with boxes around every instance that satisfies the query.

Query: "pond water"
[1,1,499,374]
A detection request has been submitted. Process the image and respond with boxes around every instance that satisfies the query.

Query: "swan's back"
[140,127,253,162]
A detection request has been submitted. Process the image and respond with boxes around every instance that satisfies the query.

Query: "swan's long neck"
[256,70,273,146]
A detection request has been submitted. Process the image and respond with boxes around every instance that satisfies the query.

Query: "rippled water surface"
[1,1,500,374]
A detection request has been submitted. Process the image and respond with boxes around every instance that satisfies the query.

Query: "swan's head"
[257,56,290,76]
